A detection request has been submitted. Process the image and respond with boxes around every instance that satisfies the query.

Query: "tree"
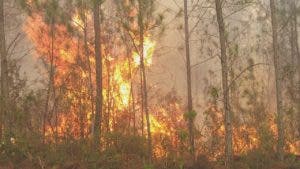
[0,0,9,141]
[92,0,103,150]
[270,0,284,161]
[214,0,232,168]
[42,0,58,143]
[290,0,300,137]
[183,0,195,160]
[138,0,152,164]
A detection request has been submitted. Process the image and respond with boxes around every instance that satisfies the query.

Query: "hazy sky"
[8,0,289,116]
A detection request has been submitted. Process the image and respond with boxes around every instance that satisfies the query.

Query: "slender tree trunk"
[126,43,136,135]
[140,69,144,137]
[106,60,111,133]
[183,0,195,159]
[270,0,284,161]
[76,37,84,140]
[289,6,295,100]
[0,0,8,141]
[53,96,58,143]
[82,5,95,137]
[291,0,300,137]
[79,98,84,140]
[290,0,300,137]
[215,0,232,168]
[138,0,152,164]
[131,84,136,135]
[128,58,136,135]
[93,1,103,150]
[43,21,55,143]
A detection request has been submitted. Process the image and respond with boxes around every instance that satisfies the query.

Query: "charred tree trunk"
[0,0,8,141]
[270,0,284,161]
[93,1,103,150]
[183,0,195,160]
[215,0,232,168]
[138,0,152,164]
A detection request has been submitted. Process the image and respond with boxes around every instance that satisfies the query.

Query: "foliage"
[183,110,197,121]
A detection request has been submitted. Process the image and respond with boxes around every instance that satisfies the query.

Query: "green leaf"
[178,130,188,141]
[184,110,197,121]
[210,87,219,99]
[143,164,154,169]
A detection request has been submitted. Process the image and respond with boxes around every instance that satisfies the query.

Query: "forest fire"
[1,0,299,169]
[24,11,300,154]
[24,11,162,141]
[22,7,300,159]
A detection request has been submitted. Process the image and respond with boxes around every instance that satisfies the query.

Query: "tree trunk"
[270,0,284,161]
[80,0,95,138]
[215,0,232,168]
[140,68,144,137]
[43,21,55,143]
[289,0,300,138]
[82,7,95,138]
[126,47,135,135]
[0,0,8,141]
[291,0,300,137]
[129,58,136,135]
[93,1,103,150]
[183,0,195,160]
[106,60,111,134]
[76,37,84,140]
[138,0,152,164]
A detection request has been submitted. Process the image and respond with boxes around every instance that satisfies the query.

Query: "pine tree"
[270,0,284,161]
[0,0,9,141]
[138,0,152,164]
[92,0,103,150]
[183,0,195,160]
[214,0,232,168]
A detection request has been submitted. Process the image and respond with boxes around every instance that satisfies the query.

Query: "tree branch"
[228,63,269,89]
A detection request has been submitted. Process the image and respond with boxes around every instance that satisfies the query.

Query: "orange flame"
[133,36,156,67]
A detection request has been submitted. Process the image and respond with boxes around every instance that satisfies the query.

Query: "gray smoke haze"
[6,0,298,119]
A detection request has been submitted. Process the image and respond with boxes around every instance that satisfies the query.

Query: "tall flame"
[133,36,156,67]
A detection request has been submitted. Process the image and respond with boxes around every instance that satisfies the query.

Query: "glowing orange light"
[72,14,84,28]
[133,36,155,67]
